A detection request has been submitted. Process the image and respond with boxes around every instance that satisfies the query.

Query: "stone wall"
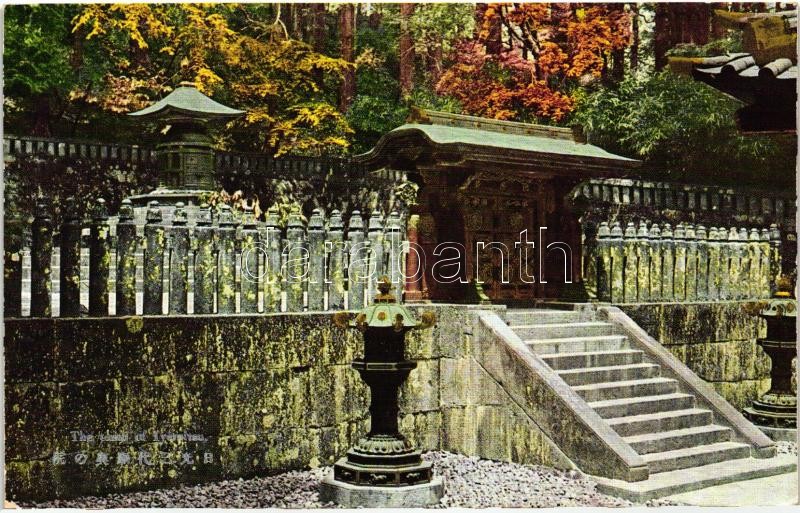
[619,301,795,410]
[5,305,573,501]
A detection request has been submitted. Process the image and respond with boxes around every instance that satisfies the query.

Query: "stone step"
[574,377,678,402]
[590,393,697,419]
[641,442,751,474]
[525,335,630,354]
[556,363,660,386]
[512,321,617,340]
[505,309,587,326]
[540,349,644,371]
[624,425,732,455]
[592,455,797,502]
[606,408,714,437]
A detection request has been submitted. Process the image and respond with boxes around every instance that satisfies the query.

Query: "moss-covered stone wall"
[620,301,796,410]
[5,305,572,501]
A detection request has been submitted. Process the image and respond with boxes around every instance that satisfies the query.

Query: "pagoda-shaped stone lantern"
[320,277,443,507]
[127,81,243,220]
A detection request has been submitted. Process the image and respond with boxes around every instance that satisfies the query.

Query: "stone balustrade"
[585,220,782,303]
[5,198,408,317]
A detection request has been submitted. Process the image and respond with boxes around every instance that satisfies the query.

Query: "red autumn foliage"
[436,3,631,123]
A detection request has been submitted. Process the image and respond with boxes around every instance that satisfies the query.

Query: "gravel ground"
[18,451,685,508]
[777,441,798,456]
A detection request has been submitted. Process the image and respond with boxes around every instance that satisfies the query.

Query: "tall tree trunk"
[631,3,639,71]
[338,3,356,113]
[610,4,625,82]
[312,3,327,86]
[32,95,52,137]
[654,3,672,70]
[399,3,415,97]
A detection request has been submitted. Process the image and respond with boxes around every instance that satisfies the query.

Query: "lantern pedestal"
[320,474,443,508]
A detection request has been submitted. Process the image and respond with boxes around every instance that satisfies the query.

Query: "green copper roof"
[388,123,636,162]
[129,83,244,120]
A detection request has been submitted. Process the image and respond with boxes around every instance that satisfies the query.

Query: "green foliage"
[573,72,795,184]
[666,31,744,57]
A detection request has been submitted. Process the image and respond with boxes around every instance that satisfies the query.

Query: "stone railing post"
[193,205,216,314]
[307,208,326,311]
[217,204,238,314]
[59,198,82,317]
[386,211,404,291]
[684,224,698,301]
[695,225,709,300]
[168,203,190,314]
[31,198,53,317]
[759,228,771,298]
[240,205,260,313]
[4,235,23,317]
[747,228,761,299]
[608,221,624,303]
[115,199,138,316]
[707,227,722,300]
[143,201,165,315]
[595,221,611,302]
[672,223,687,301]
[769,224,782,296]
[284,209,307,312]
[661,224,675,301]
[635,221,650,302]
[326,210,346,310]
[720,227,737,300]
[262,207,283,313]
[647,223,662,300]
[366,211,385,304]
[735,227,749,299]
[89,198,111,316]
[623,222,638,302]
[347,210,366,310]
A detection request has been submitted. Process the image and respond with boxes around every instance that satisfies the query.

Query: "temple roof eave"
[355,125,641,177]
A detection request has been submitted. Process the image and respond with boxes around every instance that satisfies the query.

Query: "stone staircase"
[505,307,796,501]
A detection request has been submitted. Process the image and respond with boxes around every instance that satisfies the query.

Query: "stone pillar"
[326,210,346,310]
[695,225,709,300]
[404,214,423,301]
[347,210,366,310]
[307,208,326,312]
[623,222,638,302]
[4,234,23,318]
[385,211,404,291]
[661,224,675,301]
[143,201,165,315]
[366,211,385,304]
[88,198,111,316]
[115,199,138,316]
[769,224,782,296]
[217,205,237,314]
[673,224,687,301]
[595,222,611,302]
[759,229,772,298]
[59,198,82,317]
[707,227,721,300]
[635,222,650,302]
[609,221,624,303]
[684,224,698,301]
[240,205,260,313]
[747,228,761,299]
[263,207,283,313]
[724,227,740,300]
[285,209,307,312]
[648,224,662,300]
[168,203,190,314]
[193,205,216,314]
[736,227,748,299]
[31,198,53,317]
